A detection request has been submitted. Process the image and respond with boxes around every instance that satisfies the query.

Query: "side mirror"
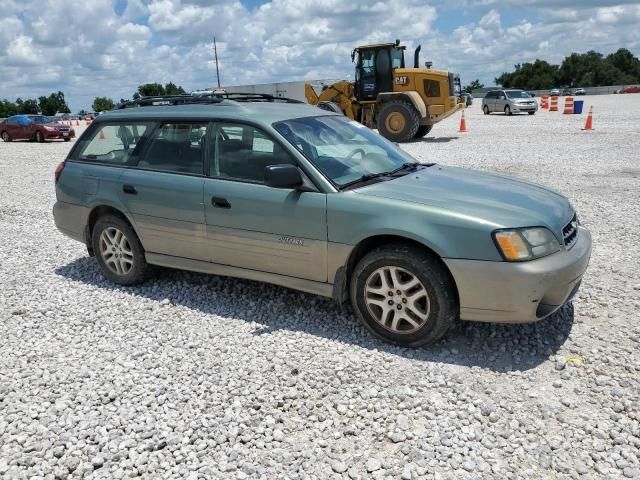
[264,164,303,189]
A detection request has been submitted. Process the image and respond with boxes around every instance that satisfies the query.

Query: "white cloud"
[0,0,638,110]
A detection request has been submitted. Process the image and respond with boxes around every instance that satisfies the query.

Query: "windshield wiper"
[339,162,433,190]
[386,162,421,176]
[340,172,390,190]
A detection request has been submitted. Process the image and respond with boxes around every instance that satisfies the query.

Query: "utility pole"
[213,37,221,88]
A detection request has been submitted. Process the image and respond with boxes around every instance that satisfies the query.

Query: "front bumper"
[512,103,538,112]
[444,226,591,323]
[44,129,75,139]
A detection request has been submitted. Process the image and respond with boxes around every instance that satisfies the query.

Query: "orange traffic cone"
[582,106,594,131]
[99,130,105,140]
[458,111,467,133]
[76,120,80,126]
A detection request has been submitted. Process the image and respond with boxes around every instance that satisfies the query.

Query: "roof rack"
[117,92,303,109]
[215,92,303,104]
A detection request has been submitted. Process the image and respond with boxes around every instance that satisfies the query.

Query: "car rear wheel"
[505,105,512,116]
[350,243,457,347]
[35,131,44,143]
[92,215,150,285]
[1,131,10,142]
[483,105,490,115]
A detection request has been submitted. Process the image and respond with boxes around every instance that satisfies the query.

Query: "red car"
[621,86,640,94]
[0,115,75,143]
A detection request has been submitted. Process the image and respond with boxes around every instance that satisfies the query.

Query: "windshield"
[506,90,531,99]
[274,115,418,188]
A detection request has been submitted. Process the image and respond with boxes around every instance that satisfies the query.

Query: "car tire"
[505,105,512,116]
[483,105,490,115]
[92,214,150,286]
[377,100,420,142]
[414,125,433,139]
[350,243,458,347]
[1,131,10,142]
[35,131,44,143]
[528,112,535,115]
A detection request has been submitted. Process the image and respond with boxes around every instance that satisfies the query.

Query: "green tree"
[92,97,115,112]
[134,82,187,98]
[38,91,70,116]
[0,99,19,117]
[136,83,166,97]
[497,48,640,90]
[496,60,559,89]
[464,79,484,93]
[164,82,186,95]
[16,98,39,114]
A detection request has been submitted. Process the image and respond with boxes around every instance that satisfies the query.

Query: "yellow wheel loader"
[305,41,465,142]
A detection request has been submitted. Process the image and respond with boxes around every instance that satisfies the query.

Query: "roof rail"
[117,94,222,109]
[117,92,303,109]
[215,92,304,104]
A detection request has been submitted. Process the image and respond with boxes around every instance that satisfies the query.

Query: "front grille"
[563,214,578,249]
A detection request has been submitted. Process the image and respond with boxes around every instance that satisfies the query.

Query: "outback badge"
[278,235,304,246]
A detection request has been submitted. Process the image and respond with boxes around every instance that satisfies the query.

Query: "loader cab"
[353,42,406,101]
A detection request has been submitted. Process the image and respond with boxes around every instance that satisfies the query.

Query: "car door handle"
[211,196,231,209]
[123,184,137,195]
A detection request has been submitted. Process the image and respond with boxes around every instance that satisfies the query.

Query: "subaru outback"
[53,93,591,347]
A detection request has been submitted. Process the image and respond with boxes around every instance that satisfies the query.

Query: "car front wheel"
[505,105,512,116]
[483,105,490,115]
[350,244,457,347]
[92,215,150,285]
[35,131,44,143]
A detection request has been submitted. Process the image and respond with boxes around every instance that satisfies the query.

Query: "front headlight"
[494,227,561,262]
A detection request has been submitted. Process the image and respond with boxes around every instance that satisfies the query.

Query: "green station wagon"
[53,94,591,347]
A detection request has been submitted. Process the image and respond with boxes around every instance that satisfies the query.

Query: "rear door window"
[77,123,151,165]
[136,123,207,175]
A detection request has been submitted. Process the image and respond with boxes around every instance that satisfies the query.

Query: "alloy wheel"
[364,266,430,334]
[99,227,134,275]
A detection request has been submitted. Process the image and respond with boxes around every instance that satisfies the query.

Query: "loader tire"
[414,125,433,138]
[318,101,343,114]
[377,100,420,142]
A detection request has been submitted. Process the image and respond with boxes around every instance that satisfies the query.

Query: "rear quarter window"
[75,123,151,165]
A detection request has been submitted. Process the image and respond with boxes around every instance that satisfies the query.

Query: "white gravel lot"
[1,95,639,480]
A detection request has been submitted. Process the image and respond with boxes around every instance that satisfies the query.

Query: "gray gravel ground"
[1,95,639,479]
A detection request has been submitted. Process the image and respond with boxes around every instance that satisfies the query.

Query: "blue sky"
[1,0,639,111]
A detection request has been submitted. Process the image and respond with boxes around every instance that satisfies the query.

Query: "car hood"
[354,165,573,238]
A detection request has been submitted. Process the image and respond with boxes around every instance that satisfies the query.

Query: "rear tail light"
[54,161,65,183]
